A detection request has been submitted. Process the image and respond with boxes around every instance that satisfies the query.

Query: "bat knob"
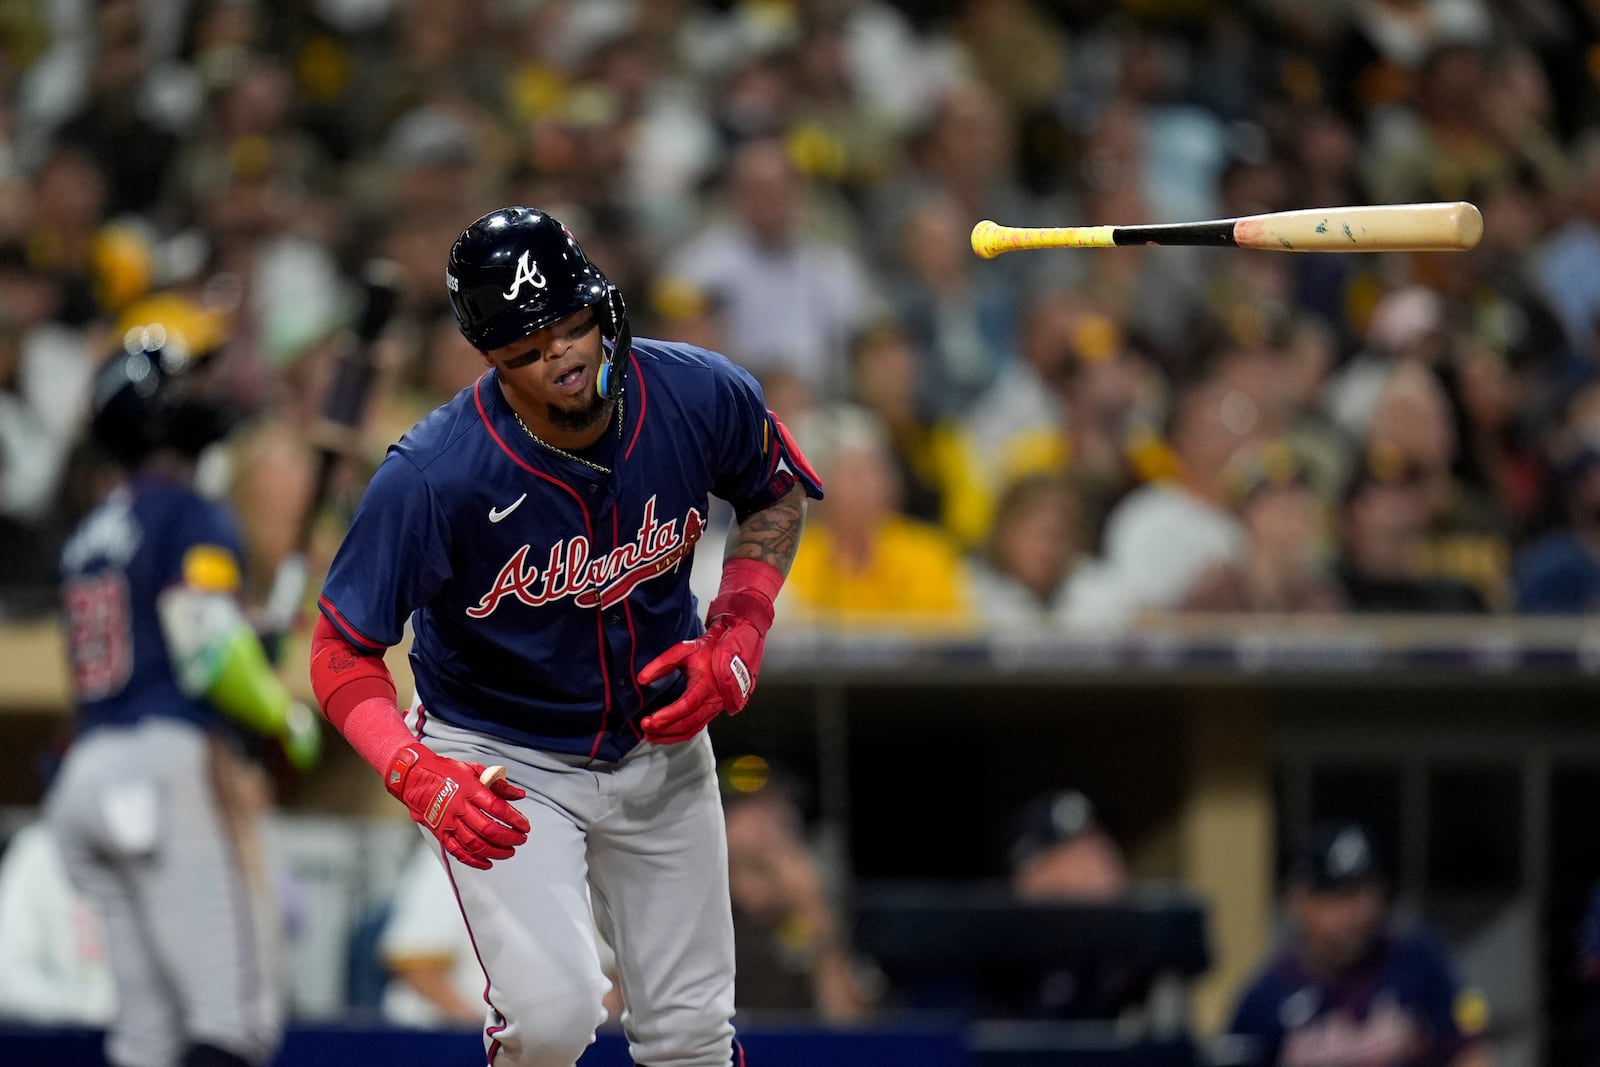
[970,220,1003,259]
[480,765,508,787]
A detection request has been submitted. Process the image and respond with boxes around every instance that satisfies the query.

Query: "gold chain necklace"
[512,394,623,476]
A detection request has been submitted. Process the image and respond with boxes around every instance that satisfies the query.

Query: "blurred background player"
[984,789,1153,1022]
[1226,820,1490,1067]
[44,299,321,1067]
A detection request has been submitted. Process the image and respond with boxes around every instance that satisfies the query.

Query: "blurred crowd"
[2,0,1600,631]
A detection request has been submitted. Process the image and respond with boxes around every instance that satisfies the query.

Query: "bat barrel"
[1232,201,1483,252]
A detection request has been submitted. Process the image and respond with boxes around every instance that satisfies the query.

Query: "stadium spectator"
[663,136,876,397]
[0,241,95,616]
[1532,133,1600,371]
[722,764,874,1024]
[1335,443,1488,614]
[1182,442,1345,615]
[846,317,986,548]
[1514,431,1600,614]
[784,404,974,628]
[886,187,1017,417]
[963,288,1161,520]
[1324,286,1453,445]
[969,473,1091,629]
[1362,42,1505,208]
[1074,377,1261,620]
[1365,362,1512,609]
[879,78,1034,256]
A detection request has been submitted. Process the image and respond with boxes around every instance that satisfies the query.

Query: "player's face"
[484,307,608,432]
[1291,882,1384,974]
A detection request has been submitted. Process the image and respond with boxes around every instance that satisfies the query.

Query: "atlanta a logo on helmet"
[502,251,548,300]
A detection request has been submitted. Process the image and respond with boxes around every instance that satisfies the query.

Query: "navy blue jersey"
[1228,928,1480,1067]
[318,339,822,762]
[59,476,246,733]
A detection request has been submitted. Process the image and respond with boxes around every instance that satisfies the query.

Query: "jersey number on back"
[64,573,134,701]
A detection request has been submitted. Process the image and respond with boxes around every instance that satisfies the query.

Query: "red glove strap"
[386,744,458,828]
[707,557,784,634]
[386,745,421,800]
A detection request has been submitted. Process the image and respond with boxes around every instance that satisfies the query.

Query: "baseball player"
[1227,820,1490,1067]
[45,297,322,1067]
[309,206,822,1067]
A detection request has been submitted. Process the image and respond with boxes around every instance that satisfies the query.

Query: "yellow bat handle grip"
[971,220,1117,258]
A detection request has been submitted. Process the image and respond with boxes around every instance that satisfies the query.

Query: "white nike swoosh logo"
[488,493,527,523]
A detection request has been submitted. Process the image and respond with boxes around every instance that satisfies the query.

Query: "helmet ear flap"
[596,287,630,400]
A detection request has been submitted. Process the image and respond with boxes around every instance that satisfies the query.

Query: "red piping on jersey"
[412,703,426,740]
[474,374,615,758]
[589,612,614,759]
[623,603,644,742]
[624,351,647,460]
[615,510,646,741]
[317,595,385,651]
[474,375,594,514]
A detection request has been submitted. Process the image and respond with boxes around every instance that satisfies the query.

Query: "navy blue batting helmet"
[446,207,630,397]
[89,295,237,465]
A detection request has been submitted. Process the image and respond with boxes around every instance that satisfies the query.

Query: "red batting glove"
[638,615,765,744]
[638,557,783,745]
[385,744,531,870]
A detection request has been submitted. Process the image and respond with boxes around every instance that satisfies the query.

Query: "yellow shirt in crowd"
[784,516,974,629]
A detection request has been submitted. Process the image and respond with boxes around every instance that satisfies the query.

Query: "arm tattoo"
[726,484,807,575]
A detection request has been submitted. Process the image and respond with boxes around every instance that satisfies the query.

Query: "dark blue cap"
[1008,790,1100,872]
[1290,820,1385,891]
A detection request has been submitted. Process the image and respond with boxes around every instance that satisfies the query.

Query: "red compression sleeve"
[309,614,415,774]
[707,557,784,633]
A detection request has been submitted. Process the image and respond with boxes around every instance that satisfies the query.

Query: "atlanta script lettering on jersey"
[468,496,705,618]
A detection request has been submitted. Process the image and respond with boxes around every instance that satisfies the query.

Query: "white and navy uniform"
[45,476,283,1067]
[318,341,822,1066]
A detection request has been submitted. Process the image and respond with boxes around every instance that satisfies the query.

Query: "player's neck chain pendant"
[513,394,623,476]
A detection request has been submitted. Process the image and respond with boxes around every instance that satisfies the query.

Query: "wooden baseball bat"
[971,201,1483,258]
[480,765,507,787]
